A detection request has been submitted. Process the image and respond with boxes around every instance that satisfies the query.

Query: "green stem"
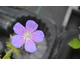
[36,6,42,14]
[2,48,14,59]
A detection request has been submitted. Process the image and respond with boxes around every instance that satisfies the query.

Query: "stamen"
[23,32,31,43]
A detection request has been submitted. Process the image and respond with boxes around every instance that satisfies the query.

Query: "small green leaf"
[5,49,11,59]
[6,42,20,59]
[6,42,14,49]
[35,42,37,45]
[0,54,2,59]
[79,26,80,29]
[0,55,2,56]
[14,48,19,58]
[79,34,80,40]
[21,44,24,49]
[0,54,2,57]
[10,34,12,41]
[68,38,80,49]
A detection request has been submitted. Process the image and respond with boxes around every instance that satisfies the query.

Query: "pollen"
[23,32,31,42]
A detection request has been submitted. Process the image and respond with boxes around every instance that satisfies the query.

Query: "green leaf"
[79,26,80,29]
[5,49,11,59]
[0,55,2,56]
[0,54,2,59]
[79,34,80,40]
[6,42,19,58]
[6,42,14,49]
[35,42,37,45]
[5,49,8,54]
[68,38,80,49]
[14,48,19,58]
[10,34,12,41]
[21,44,24,49]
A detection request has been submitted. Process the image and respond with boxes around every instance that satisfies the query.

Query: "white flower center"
[23,32,31,43]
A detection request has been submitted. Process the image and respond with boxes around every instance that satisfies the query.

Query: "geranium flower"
[11,20,44,53]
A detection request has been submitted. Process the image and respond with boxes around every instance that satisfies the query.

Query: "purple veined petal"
[11,35,24,48]
[24,40,37,53]
[13,22,25,35]
[31,30,44,42]
[26,20,38,33]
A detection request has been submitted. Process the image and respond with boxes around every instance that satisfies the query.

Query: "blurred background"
[0,6,80,59]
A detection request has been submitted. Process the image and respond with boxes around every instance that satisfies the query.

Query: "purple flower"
[11,20,44,53]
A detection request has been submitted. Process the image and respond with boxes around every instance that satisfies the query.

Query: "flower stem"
[2,48,14,59]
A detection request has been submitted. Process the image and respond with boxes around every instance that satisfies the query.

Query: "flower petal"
[13,22,25,35]
[31,30,44,42]
[26,20,38,33]
[11,35,24,48]
[24,40,37,53]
